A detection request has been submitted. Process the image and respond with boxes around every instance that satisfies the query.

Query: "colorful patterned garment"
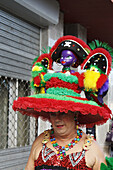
[34,144,92,170]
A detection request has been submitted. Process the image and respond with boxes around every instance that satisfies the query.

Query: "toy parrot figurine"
[31,53,53,94]
[79,40,112,104]
[31,62,47,93]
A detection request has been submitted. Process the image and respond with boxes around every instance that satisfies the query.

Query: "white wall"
[0,0,59,27]
[38,12,64,135]
[96,68,113,156]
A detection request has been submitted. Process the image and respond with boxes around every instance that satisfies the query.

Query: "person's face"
[50,111,75,136]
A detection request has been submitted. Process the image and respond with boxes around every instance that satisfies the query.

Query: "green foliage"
[100,157,113,170]
[32,56,39,65]
[41,46,51,54]
[88,40,113,65]
[32,46,51,65]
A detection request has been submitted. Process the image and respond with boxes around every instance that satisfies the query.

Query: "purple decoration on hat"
[60,50,77,67]
[98,79,109,96]
[98,79,109,103]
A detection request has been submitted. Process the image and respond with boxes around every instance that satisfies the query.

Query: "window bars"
[0,76,37,149]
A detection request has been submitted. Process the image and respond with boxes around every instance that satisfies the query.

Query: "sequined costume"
[34,144,92,170]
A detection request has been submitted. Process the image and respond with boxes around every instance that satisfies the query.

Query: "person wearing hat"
[13,36,113,170]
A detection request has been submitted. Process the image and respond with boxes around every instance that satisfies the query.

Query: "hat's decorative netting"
[13,35,113,128]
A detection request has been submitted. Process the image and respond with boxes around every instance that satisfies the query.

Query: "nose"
[55,115,61,121]
[61,61,66,64]
[55,114,63,122]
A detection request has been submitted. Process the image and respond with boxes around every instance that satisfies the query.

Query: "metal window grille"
[0,76,37,149]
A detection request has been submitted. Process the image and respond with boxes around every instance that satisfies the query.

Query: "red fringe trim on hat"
[78,72,85,88]
[46,77,81,93]
[13,97,112,128]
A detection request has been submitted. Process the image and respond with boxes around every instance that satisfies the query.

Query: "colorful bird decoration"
[31,62,47,94]
[79,40,113,104]
[31,53,53,94]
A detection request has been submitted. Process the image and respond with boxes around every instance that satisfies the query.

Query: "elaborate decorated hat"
[13,36,113,128]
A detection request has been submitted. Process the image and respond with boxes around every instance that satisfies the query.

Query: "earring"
[76,121,79,130]
[74,115,79,130]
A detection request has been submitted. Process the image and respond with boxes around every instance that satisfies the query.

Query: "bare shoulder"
[85,136,106,170]
[32,129,51,159]
[90,139,103,151]
[25,130,50,170]
[89,139,105,159]
[32,132,44,152]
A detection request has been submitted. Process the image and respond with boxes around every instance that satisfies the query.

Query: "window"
[0,76,37,149]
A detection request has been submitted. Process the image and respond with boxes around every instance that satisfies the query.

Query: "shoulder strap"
[83,134,94,151]
[42,130,50,144]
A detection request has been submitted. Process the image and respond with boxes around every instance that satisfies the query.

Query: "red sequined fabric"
[34,144,92,170]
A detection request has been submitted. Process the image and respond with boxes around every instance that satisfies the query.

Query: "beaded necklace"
[50,127,82,160]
